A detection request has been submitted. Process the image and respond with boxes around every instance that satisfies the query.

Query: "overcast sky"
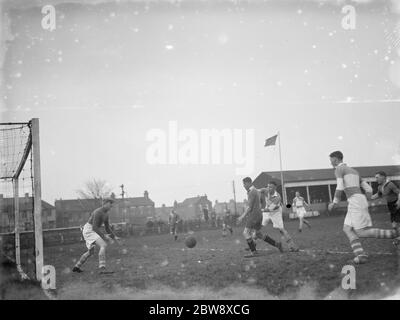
[1,0,400,206]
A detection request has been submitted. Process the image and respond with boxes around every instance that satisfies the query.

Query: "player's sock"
[99,252,106,269]
[362,228,397,239]
[304,219,311,228]
[72,266,83,273]
[350,239,365,258]
[246,238,256,252]
[262,234,278,247]
[75,251,91,269]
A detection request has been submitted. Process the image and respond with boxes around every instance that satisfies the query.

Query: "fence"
[0,218,229,249]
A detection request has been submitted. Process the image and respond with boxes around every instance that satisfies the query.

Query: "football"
[185,236,197,248]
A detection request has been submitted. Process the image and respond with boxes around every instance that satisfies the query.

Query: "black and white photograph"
[1,0,400,303]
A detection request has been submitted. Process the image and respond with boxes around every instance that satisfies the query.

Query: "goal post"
[31,118,43,282]
[0,118,43,282]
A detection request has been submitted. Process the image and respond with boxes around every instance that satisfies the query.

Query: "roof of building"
[180,195,211,206]
[125,197,154,206]
[55,196,154,211]
[254,165,400,187]
[0,196,55,210]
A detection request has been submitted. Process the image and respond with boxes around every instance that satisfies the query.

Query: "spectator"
[156,217,163,234]
[210,210,217,228]
[203,207,209,224]
[146,219,154,234]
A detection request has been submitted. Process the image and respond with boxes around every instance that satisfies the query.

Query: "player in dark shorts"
[73,198,121,274]
[238,177,283,257]
[372,171,400,244]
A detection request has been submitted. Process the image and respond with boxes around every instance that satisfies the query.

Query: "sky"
[1,0,400,206]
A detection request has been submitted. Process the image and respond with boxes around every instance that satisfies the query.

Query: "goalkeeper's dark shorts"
[387,201,400,223]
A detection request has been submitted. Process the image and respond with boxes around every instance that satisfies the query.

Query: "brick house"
[55,191,155,228]
[174,195,212,220]
[0,193,56,233]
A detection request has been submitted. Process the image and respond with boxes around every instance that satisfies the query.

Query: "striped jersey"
[266,191,282,212]
[334,163,365,199]
[293,196,305,207]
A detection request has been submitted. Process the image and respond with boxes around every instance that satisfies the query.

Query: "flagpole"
[278,131,286,205]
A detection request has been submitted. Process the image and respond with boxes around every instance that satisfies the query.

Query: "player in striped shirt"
[261,182,299,252]
[328,151,399,264]
[292,192,311,232]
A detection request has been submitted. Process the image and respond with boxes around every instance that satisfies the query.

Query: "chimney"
[144,190,149,200]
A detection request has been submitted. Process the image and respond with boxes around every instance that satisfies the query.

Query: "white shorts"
[344,194,372,230]
[296,207,306,218]
[82,223,101,250]
[262,209,284,229]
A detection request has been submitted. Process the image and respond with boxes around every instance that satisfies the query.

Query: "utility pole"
[120,184,126,223]
[232,180,238,216]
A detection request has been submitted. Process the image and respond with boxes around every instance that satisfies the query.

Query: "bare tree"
[76,178,113,200]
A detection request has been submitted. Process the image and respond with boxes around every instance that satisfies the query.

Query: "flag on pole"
[264,134,278,147]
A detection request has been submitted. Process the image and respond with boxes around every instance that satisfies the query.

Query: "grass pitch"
[2,211,400,299]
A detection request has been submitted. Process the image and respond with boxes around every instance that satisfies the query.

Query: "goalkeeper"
[73,198,121,274]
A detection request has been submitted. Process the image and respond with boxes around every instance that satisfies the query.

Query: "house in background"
[213,199,247,217]
[55,191,156,228]
[0,193,56,233]
[116,191,155,225]
[174,195,212,220]
[155,204,174,222]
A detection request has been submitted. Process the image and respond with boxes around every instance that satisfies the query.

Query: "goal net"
[0,119,43,282]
